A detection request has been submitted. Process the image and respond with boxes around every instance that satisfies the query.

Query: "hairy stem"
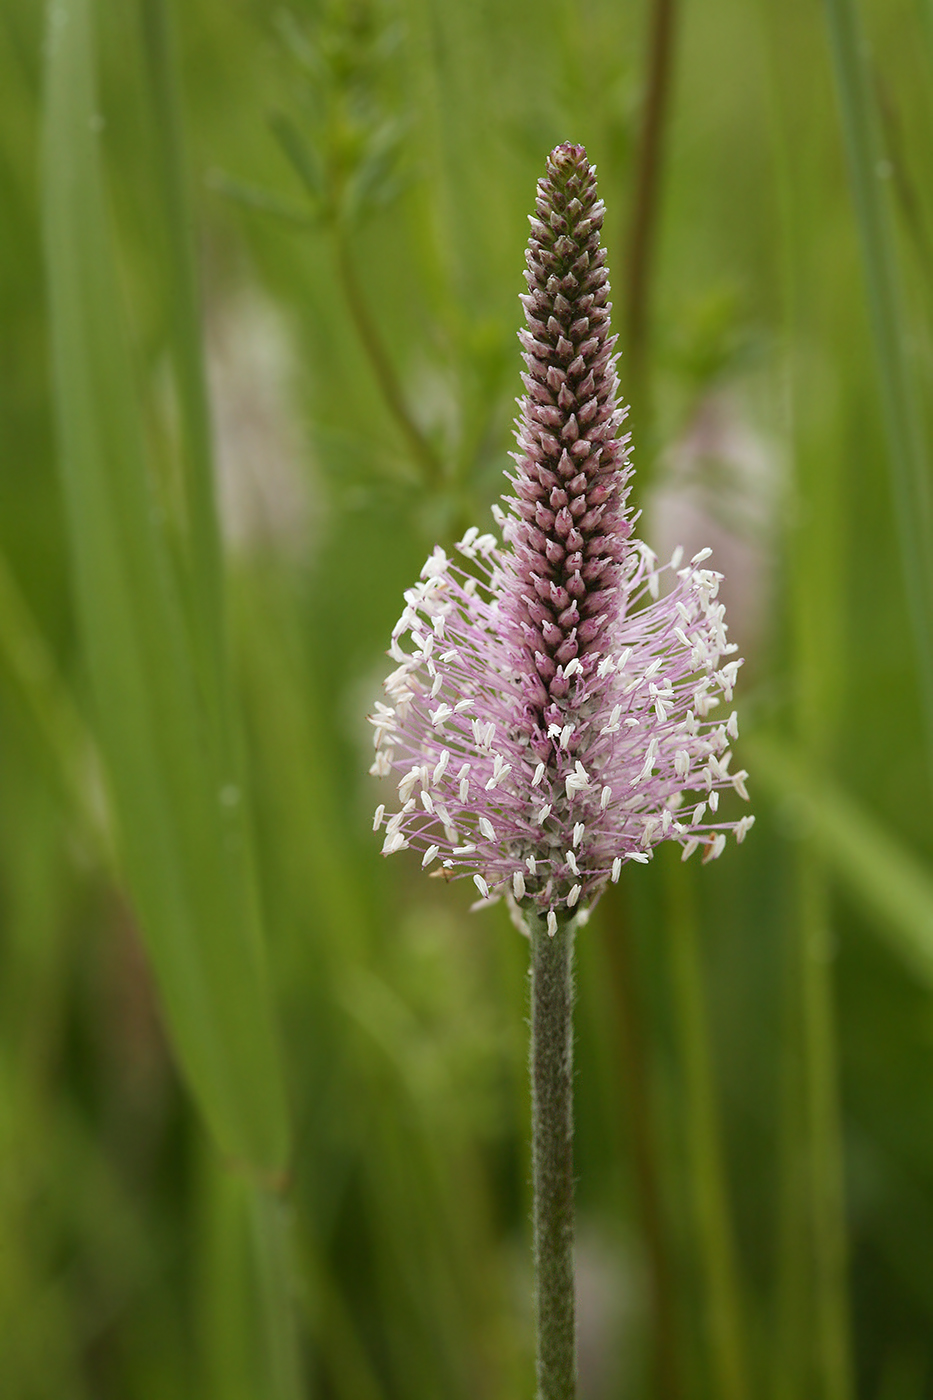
[529,912,577,1400]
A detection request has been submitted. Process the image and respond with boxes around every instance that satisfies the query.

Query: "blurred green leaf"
[749,735,933,979]
[824,0,933,782]
[43,0,288,1173]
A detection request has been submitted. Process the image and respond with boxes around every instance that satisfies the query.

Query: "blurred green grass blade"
[796,855,855,1400]
[250,1189,304,1400]
[823,0,933,780]
[42,0,288,1173]
[138,0,228,739]
[749,736,933,980]
[0,548,110,864]
[666,858,751,1400]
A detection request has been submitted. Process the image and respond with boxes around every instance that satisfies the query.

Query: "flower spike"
[369,143,751,924]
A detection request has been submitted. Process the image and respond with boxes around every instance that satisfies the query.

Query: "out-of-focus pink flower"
[369,145,752,930]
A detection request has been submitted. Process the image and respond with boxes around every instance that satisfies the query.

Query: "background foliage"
[2,0,933,1395]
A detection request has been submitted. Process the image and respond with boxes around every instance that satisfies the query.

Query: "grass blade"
[749,735,933,982]
[665,858,751,1400]
[824,0,933,782]
[138,0,228,738]
[43,0,288,1175]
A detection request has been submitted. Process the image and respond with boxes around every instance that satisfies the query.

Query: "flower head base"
[370,144,752,924]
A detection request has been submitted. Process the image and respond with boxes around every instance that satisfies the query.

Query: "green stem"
[250,1186,305,1400]
[667,860,750,1400]
[624,0,679,432]
[528,912,577,1400]
[799,859,854,1400]
[602,891,681,1400]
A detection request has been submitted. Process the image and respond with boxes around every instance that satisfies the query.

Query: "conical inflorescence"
[370,144,752,931]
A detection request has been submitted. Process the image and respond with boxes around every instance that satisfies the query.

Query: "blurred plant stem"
[251,1188,305,1400]
[624,0,679,449]
[665,858,751,1400]
[823,0,933,789]
[333,228,445,487]
[601,889,681,1400]
[797,862,854,1400]
[528,912,577,1400]
[765,1,855,1388]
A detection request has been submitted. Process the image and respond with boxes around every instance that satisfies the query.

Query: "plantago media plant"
[369,143,751,1398]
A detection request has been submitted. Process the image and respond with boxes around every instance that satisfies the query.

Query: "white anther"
[513,871,526,900]
[479,817,496,841]
[373,804,385,832]
[560,723,575,749]
[573,823,585,848]
[526,856,537,876]
[692,802,707,826]
[433,750,450,783]
[601,785,612,809]
[532,762,546,787]
[564,658,582,679]
[537,804,553,824]
[473,874,490,899]
[547,911,558,937]
[708,790,719,813]
[567,884,582,908]
[485,758,513,790]
[703,833,727,863]
[422,845,440,868]
[398,768,420,801]
[566,851,579,876]
[611,857,622,883]
[681,838,700,862]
